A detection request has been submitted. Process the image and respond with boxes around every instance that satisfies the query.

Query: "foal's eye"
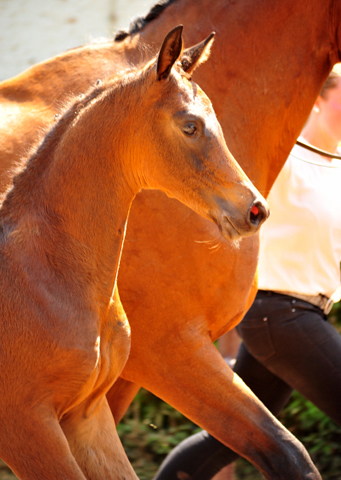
[183,124,197,136]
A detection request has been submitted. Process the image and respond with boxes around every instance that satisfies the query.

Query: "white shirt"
[258,137,341,299]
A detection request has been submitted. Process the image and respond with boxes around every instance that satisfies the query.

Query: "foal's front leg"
[62,396,138,480]
[0,405,87,480]
[60,287,137,479]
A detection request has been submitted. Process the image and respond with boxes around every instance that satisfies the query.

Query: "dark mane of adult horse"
[0,0,339,478]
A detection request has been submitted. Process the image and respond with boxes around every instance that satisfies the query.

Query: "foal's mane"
[114,0,178,42]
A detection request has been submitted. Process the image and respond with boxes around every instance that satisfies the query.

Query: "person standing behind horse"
[153,66,341,480]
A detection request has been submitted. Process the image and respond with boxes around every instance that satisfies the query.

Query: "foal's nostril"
[249,201,269,226]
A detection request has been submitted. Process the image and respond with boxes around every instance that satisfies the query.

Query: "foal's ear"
[181,32,215,75]
[157,25,184,81]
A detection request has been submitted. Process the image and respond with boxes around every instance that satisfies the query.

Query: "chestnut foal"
[0,27,267,480]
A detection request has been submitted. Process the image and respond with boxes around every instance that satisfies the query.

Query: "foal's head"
[126,26,269,241]
[8,26,267,244]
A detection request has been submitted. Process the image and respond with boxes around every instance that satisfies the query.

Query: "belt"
[274,291,334,315]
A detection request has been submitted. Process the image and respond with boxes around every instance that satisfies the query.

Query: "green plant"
[278,391,341,479]
[117,389,201,479]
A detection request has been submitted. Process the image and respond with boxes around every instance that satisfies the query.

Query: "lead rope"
[295,140,341,160]
[293,140,341,168]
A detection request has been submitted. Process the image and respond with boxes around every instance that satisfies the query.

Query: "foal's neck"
[2,81,141,301]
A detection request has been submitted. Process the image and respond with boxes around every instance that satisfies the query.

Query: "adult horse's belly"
[118,189,258,384]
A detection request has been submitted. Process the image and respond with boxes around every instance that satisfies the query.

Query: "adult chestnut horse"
[0,26,269,480]
[0,0,338,478]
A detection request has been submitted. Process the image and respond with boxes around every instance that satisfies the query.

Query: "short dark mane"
[114,0,178,42]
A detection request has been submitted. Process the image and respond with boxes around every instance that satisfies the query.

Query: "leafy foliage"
[279,392,341,479]
[117,389,201,480]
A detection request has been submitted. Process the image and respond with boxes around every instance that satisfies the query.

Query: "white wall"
[0,0,156,81]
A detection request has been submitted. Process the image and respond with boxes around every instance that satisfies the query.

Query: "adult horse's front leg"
[107,377,141,424]
[117,334,320,480]
[114,191,320,479]
[61,396,138,480]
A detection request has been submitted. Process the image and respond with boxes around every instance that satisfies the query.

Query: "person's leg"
[240,292,341,426]
[233,343,293,416]
[153,430,238,480]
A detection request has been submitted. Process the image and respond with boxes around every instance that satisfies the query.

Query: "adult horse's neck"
[3,0,339,198]
[130,0,340,195]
